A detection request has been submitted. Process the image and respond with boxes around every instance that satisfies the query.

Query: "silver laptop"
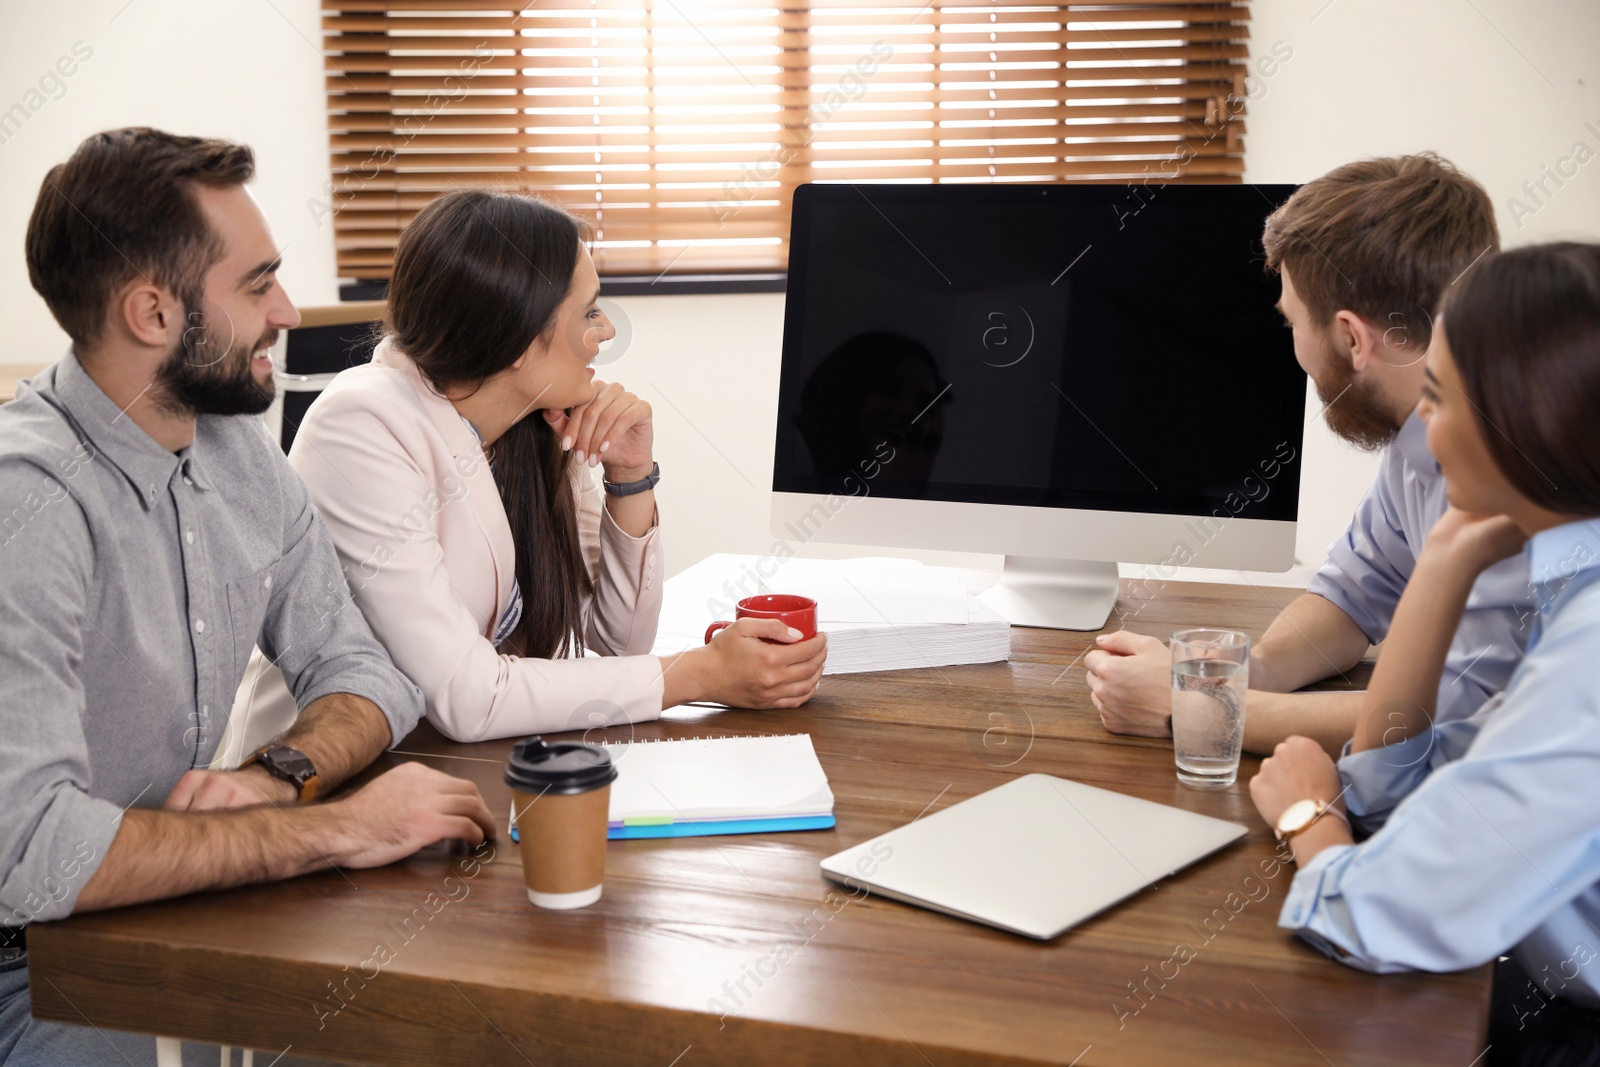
[820,773,1249,940]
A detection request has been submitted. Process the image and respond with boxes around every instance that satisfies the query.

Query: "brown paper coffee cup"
[512,783,611,909]
[504,737,617,910]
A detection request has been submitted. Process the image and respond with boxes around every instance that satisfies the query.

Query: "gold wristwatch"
[1274,798,1349,843]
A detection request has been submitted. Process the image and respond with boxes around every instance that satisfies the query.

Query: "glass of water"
[1171,629,1249,789]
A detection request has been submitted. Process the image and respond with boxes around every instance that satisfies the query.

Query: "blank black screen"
[775,183,1304,522]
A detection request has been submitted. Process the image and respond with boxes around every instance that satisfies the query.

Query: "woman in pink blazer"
[237,190,826,743]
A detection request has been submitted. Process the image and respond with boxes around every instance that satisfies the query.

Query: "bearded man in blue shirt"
[1088,153,1536,756]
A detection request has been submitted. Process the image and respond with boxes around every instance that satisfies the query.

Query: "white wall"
[3,0,1597,586]
[0,0,339,359]
[1240,0,1600,586]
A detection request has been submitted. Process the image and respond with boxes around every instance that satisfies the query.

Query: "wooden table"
[28,581,1491,1066]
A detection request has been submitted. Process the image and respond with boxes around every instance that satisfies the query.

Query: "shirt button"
[264,575,272,590]
[185,530,194,545]
[194,619,205,634]
[184,476,193,486]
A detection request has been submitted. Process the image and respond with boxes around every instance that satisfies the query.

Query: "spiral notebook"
[508,734,836,841]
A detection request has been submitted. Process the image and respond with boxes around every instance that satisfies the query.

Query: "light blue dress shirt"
[1280,517,1600,1006]
[1307,412,1536,724]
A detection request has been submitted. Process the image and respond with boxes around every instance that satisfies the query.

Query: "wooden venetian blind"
[322,1,1252,280]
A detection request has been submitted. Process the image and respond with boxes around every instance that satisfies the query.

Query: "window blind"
[322,1,1252,280]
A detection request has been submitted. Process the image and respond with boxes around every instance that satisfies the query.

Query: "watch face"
[265,747,316,780]
[1278,798,1320,836]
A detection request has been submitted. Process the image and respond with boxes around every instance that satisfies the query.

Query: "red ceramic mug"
[705,594,819,645]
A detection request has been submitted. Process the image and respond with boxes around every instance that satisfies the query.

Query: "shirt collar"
[180,442,215,493]
[53,354,184,511]
[1528,518,1600,591]
[1393,409,1436,473]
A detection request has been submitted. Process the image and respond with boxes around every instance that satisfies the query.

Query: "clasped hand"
[1248,735,1343,830]
[1420,506,1526,576]
[1084,630,1173,737]
[543,379,654,480]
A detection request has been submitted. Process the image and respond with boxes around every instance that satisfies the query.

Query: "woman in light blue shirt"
[1248,242,1600,1065]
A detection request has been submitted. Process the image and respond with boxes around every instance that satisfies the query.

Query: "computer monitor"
[772,182,1305,630]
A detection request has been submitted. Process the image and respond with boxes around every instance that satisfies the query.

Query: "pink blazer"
[235,339,666,744]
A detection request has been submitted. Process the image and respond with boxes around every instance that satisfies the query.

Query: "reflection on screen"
[775,184,1305,522]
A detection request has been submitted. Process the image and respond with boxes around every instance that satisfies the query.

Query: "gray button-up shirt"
[0,355,423,925]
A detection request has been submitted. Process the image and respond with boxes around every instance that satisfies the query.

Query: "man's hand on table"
[327,762,497,868]
[163,761,497,864]
[80,761,497,912]
[165,766,297,811]
[1084,630,1173,738]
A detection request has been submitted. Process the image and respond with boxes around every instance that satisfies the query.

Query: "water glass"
[1171,629,1249,789]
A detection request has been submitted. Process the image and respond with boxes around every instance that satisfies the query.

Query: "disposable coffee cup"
[504,737,617,910]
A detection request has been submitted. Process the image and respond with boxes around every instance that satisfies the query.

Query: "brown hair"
[1440,242,1600,516]
[1262,152,1497,353]
[384,189,592,660]
[26,127,255,349]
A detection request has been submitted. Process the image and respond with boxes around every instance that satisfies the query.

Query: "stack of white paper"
[650,554,1011,675]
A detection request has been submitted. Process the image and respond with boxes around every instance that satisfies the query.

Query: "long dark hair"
[384,189,593,658]
[1440,241,1600,515]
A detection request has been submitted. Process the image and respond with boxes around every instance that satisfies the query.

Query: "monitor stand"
[977,556,1121,631]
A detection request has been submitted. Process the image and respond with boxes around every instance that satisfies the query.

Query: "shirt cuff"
[0,788,125,923]
[296,672,426,749]
[1306,569,1384,644]
[628,652,668,717]
[599,501,660,545]
[1278,844,1410,973]
[1278,843,1360,961]
[1337,732,1437,823]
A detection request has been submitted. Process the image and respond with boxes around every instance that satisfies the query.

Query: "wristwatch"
[1275,798,1349,843]
[603,461,661,497]
[244,744,320,803]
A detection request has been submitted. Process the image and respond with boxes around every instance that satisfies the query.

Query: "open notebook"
[508,734,835,841]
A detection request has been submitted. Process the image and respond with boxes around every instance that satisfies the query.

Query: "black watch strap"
[603,461,660,497]
[247,744,320,803]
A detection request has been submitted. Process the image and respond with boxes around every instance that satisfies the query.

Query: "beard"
[153,303,278,417]
[1309,337,1401,452]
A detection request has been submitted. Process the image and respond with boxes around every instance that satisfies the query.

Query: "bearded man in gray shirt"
[0,128,497,1065]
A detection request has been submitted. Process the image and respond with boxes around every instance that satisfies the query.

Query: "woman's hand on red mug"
[698,617,826,709]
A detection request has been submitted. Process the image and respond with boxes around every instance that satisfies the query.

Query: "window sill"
[340,273,787,302]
